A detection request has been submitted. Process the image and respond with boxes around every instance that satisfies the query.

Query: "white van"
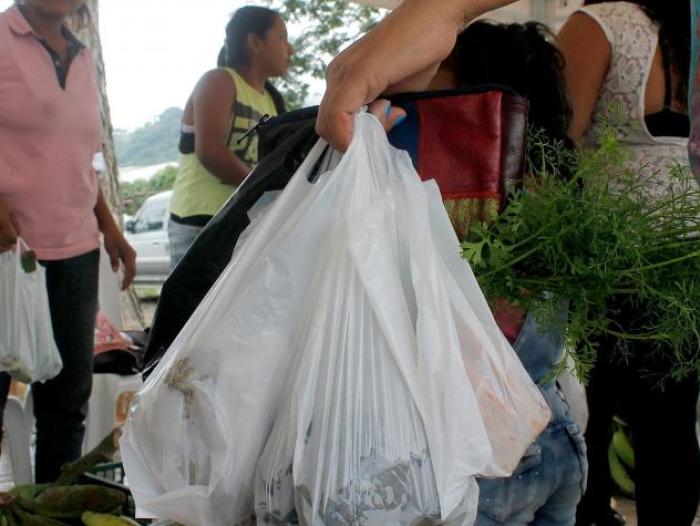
[124,190,172,284]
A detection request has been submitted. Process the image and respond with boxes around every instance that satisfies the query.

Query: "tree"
[121,165,178,216]
[267,0,385,109]
[74,1,144,329]
[115,107,183,167]
[149,165,178,192]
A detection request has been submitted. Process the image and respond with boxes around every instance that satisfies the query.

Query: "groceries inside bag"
[121,113,550,526]
[0,238,62,384]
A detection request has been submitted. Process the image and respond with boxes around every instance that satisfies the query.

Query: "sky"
[98,0,250,130]
[0,0,312,130]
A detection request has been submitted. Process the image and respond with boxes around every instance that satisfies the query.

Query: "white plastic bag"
[122,113,550,526]
[0,238,62,383]
[557,352,589,432]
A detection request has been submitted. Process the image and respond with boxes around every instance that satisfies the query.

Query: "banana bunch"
[0,483,127,526]
[608,421,636,498]
[81,512,139,525]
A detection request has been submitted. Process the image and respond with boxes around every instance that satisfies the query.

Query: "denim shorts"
[167,218,203,271]
[475,308,588,526]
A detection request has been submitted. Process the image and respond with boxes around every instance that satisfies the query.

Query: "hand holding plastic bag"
[0,238,62,383]
[122,113,550,526]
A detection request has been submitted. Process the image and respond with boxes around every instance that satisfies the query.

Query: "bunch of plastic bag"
[121,113,550,526]
[0,238,62,383]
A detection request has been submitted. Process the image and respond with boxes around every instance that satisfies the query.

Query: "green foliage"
[115,107,182,167]
[121,165,177,216]
[267,0,385,109]
[461,128,700,382]
[149,164,177,191]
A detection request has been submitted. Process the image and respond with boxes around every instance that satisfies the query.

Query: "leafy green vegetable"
[461,128,700,382]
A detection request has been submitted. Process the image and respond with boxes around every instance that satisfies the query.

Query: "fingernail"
[384,102,392,117]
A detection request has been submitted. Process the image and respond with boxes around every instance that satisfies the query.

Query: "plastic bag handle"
[14,237,27,265]
[16,237,30,252]
[182,137,332,348]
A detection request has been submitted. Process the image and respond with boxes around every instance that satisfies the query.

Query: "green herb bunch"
[461,129,700,381]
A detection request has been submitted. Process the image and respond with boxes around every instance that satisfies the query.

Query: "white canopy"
[343,1,579,29]
[345,0,400,8]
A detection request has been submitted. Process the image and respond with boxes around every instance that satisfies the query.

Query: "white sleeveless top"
[577,2,692,199]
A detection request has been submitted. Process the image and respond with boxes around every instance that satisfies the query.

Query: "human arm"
[94,187,136,290]
[316,0,520,150]
[557,12,611,142]
[192,69,251,186]
[0,196,20,252]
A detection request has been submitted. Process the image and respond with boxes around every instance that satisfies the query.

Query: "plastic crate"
[87,462,126,485]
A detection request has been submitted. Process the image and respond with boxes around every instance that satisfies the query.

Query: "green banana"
[612,429,635,469]
[11,508,70,526]
[8,484,51,512]
[608,442,635,497]
[32,485,125,519]
[81,511,139,526]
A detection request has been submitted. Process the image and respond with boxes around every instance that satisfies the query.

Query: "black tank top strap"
[660,37,673,111]
[644,37,690,138]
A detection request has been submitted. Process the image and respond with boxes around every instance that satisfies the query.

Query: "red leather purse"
[388,86,528,239]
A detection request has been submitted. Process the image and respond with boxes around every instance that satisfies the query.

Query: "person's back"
[167,6,292,269]
[569,1,692,196]
[559,3,700,525]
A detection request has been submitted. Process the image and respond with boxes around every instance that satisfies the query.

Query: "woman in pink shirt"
[0,0,135,482]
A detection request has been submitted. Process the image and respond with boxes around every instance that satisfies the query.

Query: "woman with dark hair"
[168,6,292,268]
[0,0,135,482]
[431,21,587,526]
[432,20,571,141]
[558,2,699,525]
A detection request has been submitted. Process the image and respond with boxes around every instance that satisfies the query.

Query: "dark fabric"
[644,37,690,138]
[34,248,99,482]
[644,110,690,137]
[178,130,195,155]
[92,329,147,376]
[0,249,100,482]
[577,307,700,526]
[142,87,528,379]
[169,213,212,228]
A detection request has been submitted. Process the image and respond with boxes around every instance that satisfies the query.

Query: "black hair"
[451,20,571,141]
[216,6,286,115]
[217,6,280,69]
[584,0,690,104]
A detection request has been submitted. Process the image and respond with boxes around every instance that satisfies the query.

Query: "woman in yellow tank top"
[168,6,293,268]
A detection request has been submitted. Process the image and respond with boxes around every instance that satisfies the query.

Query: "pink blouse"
[0,6,102,260]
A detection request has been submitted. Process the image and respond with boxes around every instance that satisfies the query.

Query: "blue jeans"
[167,218,203,271]
[475,311,588,526]
[0,249,99,482]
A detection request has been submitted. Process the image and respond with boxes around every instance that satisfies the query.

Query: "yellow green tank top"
[170,68,278,220]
